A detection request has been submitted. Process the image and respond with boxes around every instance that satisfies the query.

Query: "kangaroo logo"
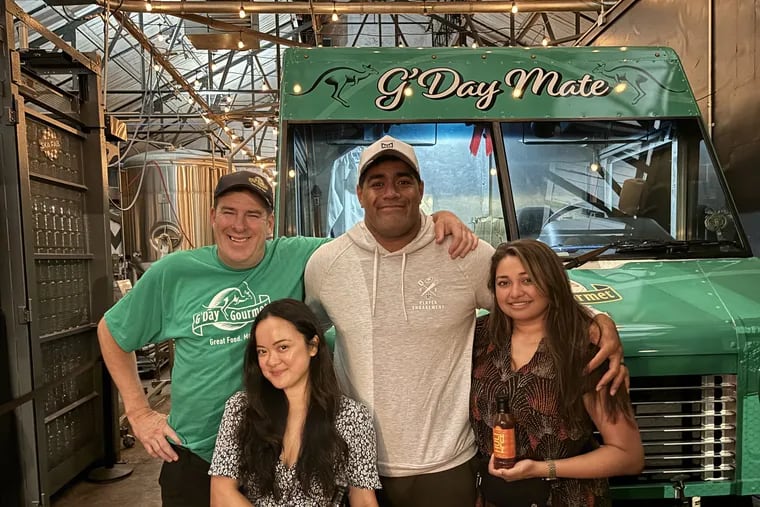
[215,281,255,319]
[291,64,379,107]
[191,282,270,336]
[593,62,686,105]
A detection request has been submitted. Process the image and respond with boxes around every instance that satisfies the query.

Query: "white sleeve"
[305,250,333,333]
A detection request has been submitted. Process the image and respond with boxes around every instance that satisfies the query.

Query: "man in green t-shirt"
[98,170,476,507]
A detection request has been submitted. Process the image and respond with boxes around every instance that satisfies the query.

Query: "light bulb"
[262,82,269,91]
[511,2,518,14]
[145,0,152,12]
[237,39,245,49]
[152,62,160,71]
[541,37,549,47]
[239,5,246,18]
[331,11,339,22]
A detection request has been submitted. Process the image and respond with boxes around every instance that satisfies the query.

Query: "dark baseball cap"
[214,170,274,210]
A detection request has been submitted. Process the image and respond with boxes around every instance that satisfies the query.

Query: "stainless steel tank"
[119,149,231,262]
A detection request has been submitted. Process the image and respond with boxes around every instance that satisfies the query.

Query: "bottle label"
[493,427,516,459]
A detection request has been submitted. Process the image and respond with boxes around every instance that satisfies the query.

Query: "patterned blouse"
[209,391,382,506]
[470,316,610,507]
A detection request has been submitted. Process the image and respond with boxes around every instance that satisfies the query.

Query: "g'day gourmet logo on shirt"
[192,282,270,336]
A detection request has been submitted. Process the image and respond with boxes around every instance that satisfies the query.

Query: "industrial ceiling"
[15,0,623,166]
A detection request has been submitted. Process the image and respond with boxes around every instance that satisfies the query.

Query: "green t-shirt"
[104,236,328,462]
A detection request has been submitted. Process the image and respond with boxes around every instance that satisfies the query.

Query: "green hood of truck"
[568,258,760,361]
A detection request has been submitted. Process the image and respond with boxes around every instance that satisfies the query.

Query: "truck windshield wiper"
[615,239,743,254]
[562,239,744,269]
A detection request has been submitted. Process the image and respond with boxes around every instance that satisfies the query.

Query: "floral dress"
[209,392,382,506]
[470,317,611,507]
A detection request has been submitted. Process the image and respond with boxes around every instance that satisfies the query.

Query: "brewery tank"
[119,149,231,262]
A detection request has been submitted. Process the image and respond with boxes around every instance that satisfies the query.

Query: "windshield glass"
[282,122,506,246]
[281,119,747,258]
[503,119,746,256]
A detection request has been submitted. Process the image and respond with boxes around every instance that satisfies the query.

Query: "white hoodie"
[305,212,494,477]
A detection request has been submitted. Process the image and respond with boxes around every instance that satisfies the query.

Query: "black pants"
[158,445,211,507]
[377,457,478,507]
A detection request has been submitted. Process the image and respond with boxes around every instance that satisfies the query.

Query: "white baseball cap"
[358,135,420,177]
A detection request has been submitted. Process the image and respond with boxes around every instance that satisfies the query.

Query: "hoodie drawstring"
[400,252,408,321]
[371,247,409,322]
[371,247,379,317]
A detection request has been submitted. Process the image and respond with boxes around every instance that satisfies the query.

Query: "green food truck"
[275,46,760,504]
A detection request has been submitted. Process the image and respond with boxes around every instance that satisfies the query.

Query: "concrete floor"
[50,384,169,507]
[51,440,163,507]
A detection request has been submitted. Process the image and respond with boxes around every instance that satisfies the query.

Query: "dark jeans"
[377,457,478,507]
[158,445,211,507]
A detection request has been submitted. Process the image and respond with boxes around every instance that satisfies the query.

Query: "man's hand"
[587,313,629,395]
[127,407,181,462]
[430,210,478,258]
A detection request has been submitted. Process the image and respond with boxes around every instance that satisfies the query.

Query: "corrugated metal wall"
[579,0,760,253]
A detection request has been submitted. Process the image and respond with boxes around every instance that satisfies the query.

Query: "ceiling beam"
[175,13,310,48]
[103,1,607,15]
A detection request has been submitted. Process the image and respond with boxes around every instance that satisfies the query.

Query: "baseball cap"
[358,135,420,177]
[214,170,274,209]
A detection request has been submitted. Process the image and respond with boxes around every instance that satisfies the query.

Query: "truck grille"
[611,374,736,485]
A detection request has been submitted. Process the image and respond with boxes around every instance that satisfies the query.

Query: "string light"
[145,0,152,12]
[590,150,601,172]
[541,37,549,46]
[331,3,339,22]
[239,3,246,18]
[511,1,518,14]
[237,38,245,50]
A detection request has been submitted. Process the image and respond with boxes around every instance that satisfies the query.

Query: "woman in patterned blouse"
[470,240,644,507]
[210,299,381,506]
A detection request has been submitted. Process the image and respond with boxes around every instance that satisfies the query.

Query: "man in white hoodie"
[305,136,624,507]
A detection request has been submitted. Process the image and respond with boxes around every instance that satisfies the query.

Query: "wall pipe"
[706,0,714,136]
[103,1,609,15]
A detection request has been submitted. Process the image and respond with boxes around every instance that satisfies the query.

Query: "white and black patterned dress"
[209,391,382,506]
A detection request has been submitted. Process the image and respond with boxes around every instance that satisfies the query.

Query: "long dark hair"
[486,240,633,426]
[237,299,348,500]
